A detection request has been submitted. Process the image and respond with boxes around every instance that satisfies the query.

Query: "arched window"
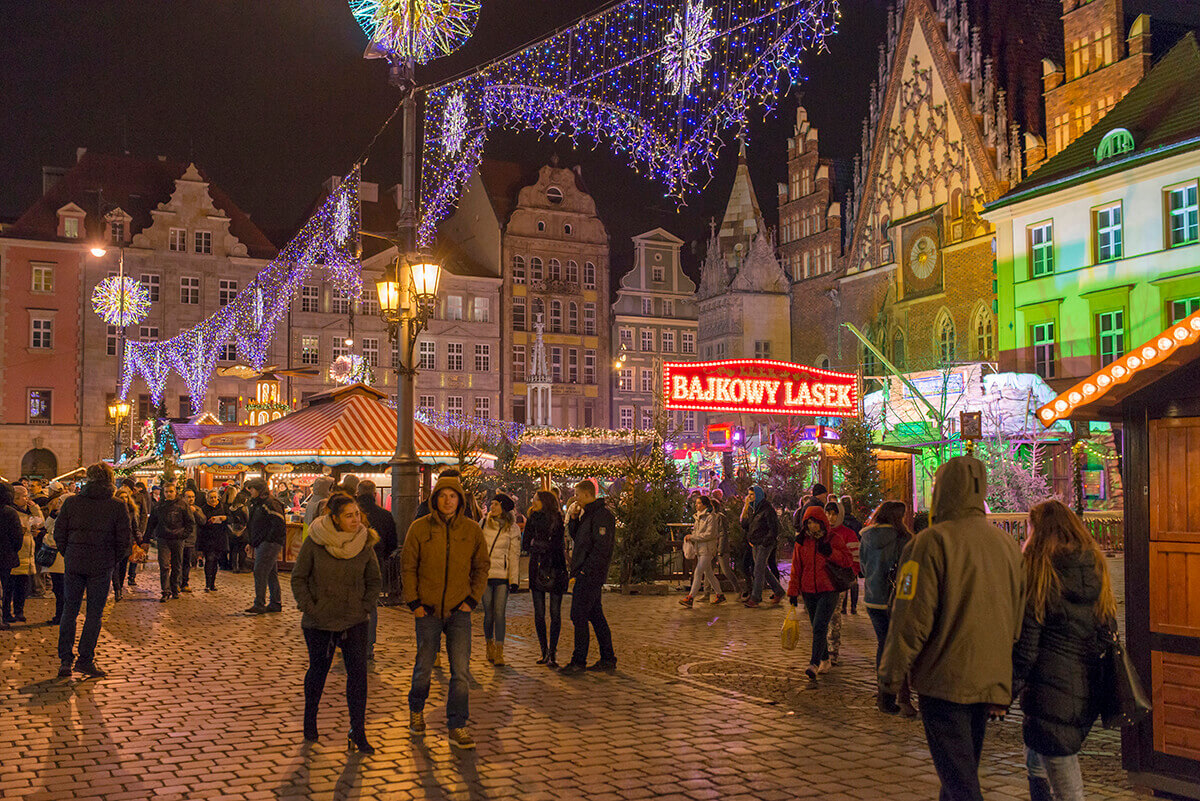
[935,309,956,364]
[537,220,546,232]
[892,329,906,369]
[550,300,562,332]
[973,304,995,361]
[21,448,57,479]
[565,260,579,283]
[863,346,881,392]
[548,258,561,281]
[530,257,543,281]
[950,188,963,219]
[568,302,579,333]
[512,255,525,285]
[564,224,572,235]
[583,262,596,289]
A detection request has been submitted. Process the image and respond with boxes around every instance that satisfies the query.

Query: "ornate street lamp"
[107,399,131,463]
[376,248,442,530]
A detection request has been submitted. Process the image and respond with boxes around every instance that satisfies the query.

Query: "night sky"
[0,0,884,274]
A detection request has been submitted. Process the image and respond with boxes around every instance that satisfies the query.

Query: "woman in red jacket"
[788,506,854,682]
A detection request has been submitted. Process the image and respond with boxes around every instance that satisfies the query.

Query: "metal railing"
[987,511,1124,552]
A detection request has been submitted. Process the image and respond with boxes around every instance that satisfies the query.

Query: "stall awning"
[1039,310,1200,426]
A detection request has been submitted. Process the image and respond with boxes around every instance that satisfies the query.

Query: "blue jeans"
[57,569,113,664]
[751,543,784,602]
[1026,747,1084,801]
[800,590,838,667]
[409,609,471,728]
[482,581,509,642]
[866,607,891,669]
[253,542,282,606]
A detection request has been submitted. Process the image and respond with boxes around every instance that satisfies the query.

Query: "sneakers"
[75,661,107,678]
[587,658,617,672]
[678,595,694,608]
[265,603,283,613]
[409,710,426,735]
[742,599,760,608]
[448,727,475,750]
[245,605,268,614]
[817,659,831,674]
[180,586,193,593]
[768,593,784,606]
[57,659,73,678]
[710,594,727,605]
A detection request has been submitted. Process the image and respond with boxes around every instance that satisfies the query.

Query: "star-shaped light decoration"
[443,91,468,155]
[663,0,716,97]
[91,276,152,327]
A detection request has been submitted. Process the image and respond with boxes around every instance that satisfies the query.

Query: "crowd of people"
[2,455,1119,798]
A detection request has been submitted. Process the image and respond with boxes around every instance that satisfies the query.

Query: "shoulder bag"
[1098,625,1151,730]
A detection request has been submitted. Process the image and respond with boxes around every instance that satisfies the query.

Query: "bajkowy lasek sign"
[663,360,859,417]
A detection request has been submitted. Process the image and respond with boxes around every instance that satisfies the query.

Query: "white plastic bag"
[682,537,696,560]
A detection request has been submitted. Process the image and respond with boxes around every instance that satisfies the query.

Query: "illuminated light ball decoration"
[349,0,480,64]
[415,0,840,245]
[121,166,364,415]
[92,276,151,327]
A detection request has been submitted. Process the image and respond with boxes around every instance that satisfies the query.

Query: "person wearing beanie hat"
[244,478,286,614]
[478,493,520,666]
[787,504,854,682]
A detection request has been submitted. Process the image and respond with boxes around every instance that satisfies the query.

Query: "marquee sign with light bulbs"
[663,360,859,417]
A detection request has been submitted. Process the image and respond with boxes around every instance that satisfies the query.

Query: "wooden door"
[1147,418,1200,764]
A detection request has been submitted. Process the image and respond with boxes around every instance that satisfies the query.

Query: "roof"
[8,151,277,259]
[476,158,529,228]
[991,33,1200,210]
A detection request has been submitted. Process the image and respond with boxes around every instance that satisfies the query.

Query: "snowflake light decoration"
[663,0,716,97]
[443,91,468,155]
[349,0,480,64]
[92,276,151,327]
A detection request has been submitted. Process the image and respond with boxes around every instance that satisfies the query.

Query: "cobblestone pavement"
[0,559,1136,801]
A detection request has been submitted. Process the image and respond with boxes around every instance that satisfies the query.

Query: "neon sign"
[663,360,859,417]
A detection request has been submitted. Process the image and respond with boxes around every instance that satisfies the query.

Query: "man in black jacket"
[54,463,132,678]
[560,480,617,676]
[356,480,398,659]
[0,483,23,631]
[245,478,286,614]
[147,483,194,602]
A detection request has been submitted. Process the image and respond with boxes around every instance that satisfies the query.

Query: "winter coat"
[741,498,780,548]
[356,494,398,564]
[10,502,44,576]
[568,498,616,585]
[689,511,721,559]
[304,476,335,527]
[54,482,133,576]
[247,495,286,548]
[183,505,203,548]
[879,456,1024,706]
[787,507,854,596]
[481,514,521,584]
[197,500,231,553]
[148,498,196,542]
[401,475,490,619]
[833,524,860,574]
[858,524,908,610]
[524,510,568,594]
[0,506,22,574]
[842,513,864,534]
[1012,550,1108,757]
[226,501,248,542]
[291,515,381,631]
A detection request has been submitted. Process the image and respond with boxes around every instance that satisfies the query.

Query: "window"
[641,329,654,352]
[31,264,53,293]
[641,408,653,430]
[301,335,320,365]
[618,368,634,392]
[619,407,634,429]
[584,303,596,335]
[137,394,152,422]
[30,318,52,349]
[512,255,526,285]
[892,329,906,367]
[551,346,563,382]
[362,338,379,366]
[220,339,237,362]
[584,350,596,384]
[661,330,676,353]
[219,279,238,306]
[568,302,579,333]
[179,395,193,417]
[418,340,436,370]
[113,221,128,243]
[1029,222,1054,277]
[1032,322,1056,380]
[169,228,187,252]
[1097,310,1125,366]
[642,297,654,316]
[419,395,436,412]
[754,340,771,359]
[531,258,543,281]
[301,285,319,313]
[474,397,490,419]
[140,274,160,302]
[1171,296,1200,324]
[715,342,726,358]
[513,345,526,381]
[566,260,579,283]
[474,344,490,372]
[447,396,464,416]
[682,331,695,354]
[652,264,664,282]
[473,297,490,322]
[1167,183,1199,247]
[217,397,238,424]
[106,325,118,356]
[360,288,379,316]
[445,295,464,320]
[620,327,633,348]
[446,342,464,371]
[683,410,697,434]
[568,349,579,383]
[641,368,654,393]
[63,217,79,239]
[974,307,995,360]
[513,297,526,331]
[546,186,563,204]
[663,299,674,317]
[537,221,546,232]
[1095,204,1123,262]
[564,224,572,235]
[584,262,596,289]
[28,390,51,424]
[331,338,349,361]
[936,313,956,364]
[549,259,561,281]
[194,230,212,254]
[550,300,562,332]
[180,276,200,304]
[332,290,351,315]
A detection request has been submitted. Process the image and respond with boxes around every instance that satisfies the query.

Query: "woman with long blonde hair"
[1012,499,1117,801]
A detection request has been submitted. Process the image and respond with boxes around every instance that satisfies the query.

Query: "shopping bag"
[781,605,801,651]
[682,537,696,560]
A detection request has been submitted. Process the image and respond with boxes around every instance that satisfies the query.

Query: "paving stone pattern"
[0,559,1137,800]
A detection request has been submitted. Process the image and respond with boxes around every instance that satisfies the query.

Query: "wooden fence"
[986,511,1124,552]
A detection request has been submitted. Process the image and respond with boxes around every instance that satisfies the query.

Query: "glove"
[509,583,519,593]
[816,540,833,557]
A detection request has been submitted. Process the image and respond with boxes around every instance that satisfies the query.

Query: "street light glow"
[90,246,108,258]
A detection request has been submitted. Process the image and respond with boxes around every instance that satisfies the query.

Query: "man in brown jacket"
[402,474,489,750]
[879,456,1024,801]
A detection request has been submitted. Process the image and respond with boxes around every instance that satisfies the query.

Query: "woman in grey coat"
[291,493,381,753]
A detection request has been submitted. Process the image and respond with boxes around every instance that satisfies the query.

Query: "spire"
[527,314,552,426]
[717,144,762,262]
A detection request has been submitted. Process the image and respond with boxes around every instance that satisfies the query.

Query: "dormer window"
[63,217,80,239]
[56,203,86,239]
[110,220,125,244]
[546,186,563,204]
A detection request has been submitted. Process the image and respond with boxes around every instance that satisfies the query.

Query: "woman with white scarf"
[480,492,520,667]
[291,493,381,754]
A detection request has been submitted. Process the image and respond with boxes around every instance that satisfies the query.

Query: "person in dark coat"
[197,490,230,592]
[0,483,23,631]
[740,486,785,608]
[54,463,132,678]
[1012,500,1117,801]
[146,483,195,602]
[245,478,286,614]
[111,485,141,602]
[524,490,569,666]
[559,480,617,675]
[224,485,250,573]
[355,480,398,661]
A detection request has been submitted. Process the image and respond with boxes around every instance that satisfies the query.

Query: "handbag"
[130,542,149,564]
[34,542,58,569]
[1098,625,1151,729]
[825,560,857,593]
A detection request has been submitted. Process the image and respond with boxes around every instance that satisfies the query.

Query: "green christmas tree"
[836,416,883,516]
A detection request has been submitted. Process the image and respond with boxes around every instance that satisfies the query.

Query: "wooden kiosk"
[1038,310,1200,799]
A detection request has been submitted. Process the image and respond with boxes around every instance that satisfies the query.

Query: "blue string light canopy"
[417,0,840,245]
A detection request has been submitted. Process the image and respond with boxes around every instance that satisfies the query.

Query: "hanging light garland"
[349,0,480,64]
[416,0,840,245]
[92,276,151,327]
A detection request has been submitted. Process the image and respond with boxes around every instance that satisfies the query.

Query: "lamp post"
[90,243,128,463]
[376,251,442,531]
[107,399,131,462]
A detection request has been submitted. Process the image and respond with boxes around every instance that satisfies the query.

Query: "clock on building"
[901,222,943,295]
[909,234,938,279]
